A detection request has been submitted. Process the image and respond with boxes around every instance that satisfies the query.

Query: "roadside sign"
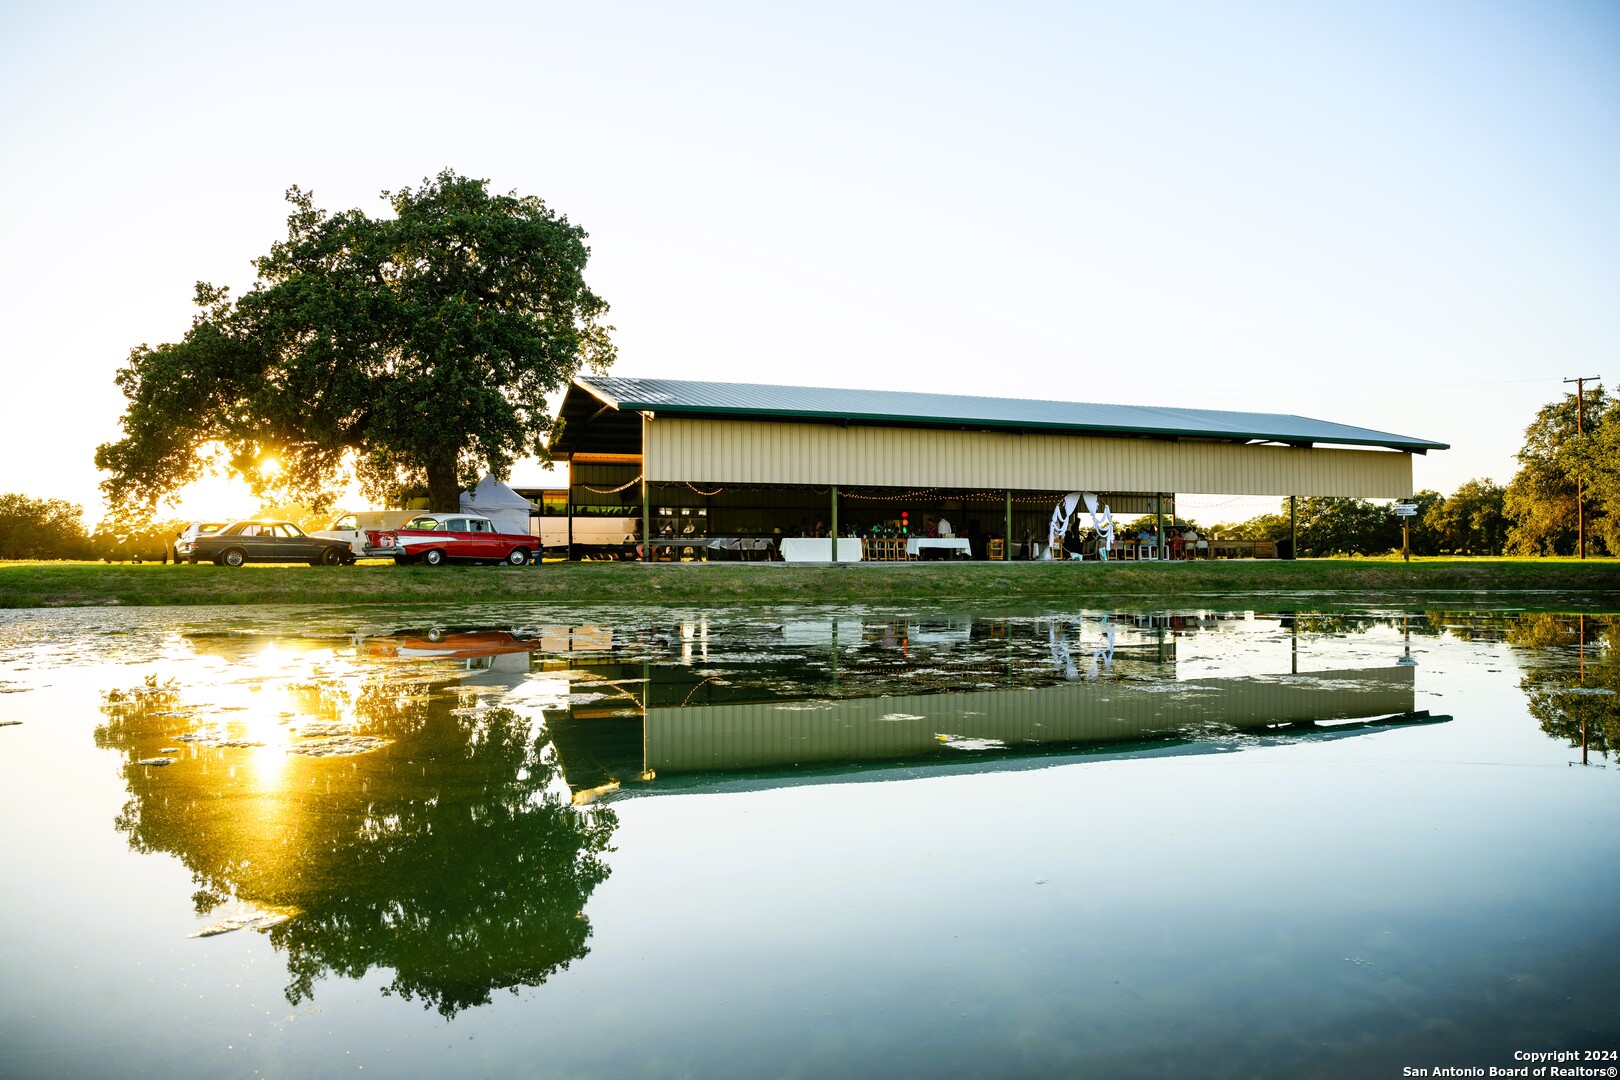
[1393,503,1418,517]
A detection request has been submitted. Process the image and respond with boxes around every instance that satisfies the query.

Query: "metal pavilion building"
[544,376,1449,560]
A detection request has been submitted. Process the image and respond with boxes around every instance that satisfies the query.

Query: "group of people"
[1049,520,1204,561]
[796,514,956,539]
[1132,526,1202,559]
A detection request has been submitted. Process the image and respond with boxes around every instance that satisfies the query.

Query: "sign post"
[1393,502,1418,562]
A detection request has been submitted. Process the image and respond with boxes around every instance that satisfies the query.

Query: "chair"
[988,539,1004,561]
[1195,539,1209,560]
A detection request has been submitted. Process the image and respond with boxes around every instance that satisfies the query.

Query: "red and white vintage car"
[366,513,539,566]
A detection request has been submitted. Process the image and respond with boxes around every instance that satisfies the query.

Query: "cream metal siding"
[645,417,1415,498]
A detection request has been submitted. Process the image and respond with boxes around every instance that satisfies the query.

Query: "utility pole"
[1563,376,1601,560]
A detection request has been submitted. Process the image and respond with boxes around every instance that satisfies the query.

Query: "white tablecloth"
[906,538,972,558]
[779,538,863,563]
[647,537,774,558]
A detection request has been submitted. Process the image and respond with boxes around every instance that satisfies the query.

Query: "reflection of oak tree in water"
[95,672,618,1016]
[1512,614,1620,760]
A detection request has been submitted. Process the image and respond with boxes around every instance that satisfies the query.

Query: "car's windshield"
[405,517,441,531]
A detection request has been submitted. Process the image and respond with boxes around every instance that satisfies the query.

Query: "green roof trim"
[574,376,1449,453]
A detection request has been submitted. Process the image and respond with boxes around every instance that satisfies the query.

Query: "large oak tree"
[1504,387,1612,555]
[97,170,616,513]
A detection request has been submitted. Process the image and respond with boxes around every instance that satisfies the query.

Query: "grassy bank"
[3,557,1619,610]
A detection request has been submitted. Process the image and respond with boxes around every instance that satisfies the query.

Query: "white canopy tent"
[459,474,535,536]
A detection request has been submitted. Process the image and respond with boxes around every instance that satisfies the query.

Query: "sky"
[2,0,1616,524]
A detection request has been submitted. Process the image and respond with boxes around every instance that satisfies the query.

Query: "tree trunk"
[426,452,461,512]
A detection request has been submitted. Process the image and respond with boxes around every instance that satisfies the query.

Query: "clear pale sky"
[2,1,1616,523]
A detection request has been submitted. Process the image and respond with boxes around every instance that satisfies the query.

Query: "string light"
[576,475,643,494]
[579,477,1175,517]
[836,487,1148,509]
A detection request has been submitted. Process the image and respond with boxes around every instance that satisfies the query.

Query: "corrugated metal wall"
[644,417,1415,497]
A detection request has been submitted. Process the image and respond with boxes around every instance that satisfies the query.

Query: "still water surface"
[1,604,1616,1079]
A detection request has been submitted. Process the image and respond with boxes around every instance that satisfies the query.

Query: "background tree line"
[0,495,338,562]
[0,494,197,562]
[6,376,1612,562]
[1191,385,1613,557]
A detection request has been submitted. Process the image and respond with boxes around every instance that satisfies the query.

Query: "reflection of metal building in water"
[542,614,1445,803]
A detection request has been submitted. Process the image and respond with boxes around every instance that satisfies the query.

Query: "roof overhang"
[552,376,1448,455]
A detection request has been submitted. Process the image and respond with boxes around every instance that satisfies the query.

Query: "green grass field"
[3,556,1618,610]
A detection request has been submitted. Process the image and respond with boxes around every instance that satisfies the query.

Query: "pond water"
[1,603,1616,1079]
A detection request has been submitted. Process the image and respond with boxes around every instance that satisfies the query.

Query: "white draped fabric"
[1046,493,1081,558]
[1048,491,1115,559]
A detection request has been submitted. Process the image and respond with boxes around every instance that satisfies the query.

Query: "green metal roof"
[573,376,1449,453]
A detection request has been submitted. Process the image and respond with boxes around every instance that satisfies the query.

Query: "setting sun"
[163,447,372,524]
[169,472,262,522]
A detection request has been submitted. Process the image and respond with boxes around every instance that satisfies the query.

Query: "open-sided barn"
[544,376,1448,561]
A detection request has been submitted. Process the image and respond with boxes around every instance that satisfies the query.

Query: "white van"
[311,511,420,557]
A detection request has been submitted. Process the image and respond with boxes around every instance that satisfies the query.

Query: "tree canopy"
[1213,496,1401,556]
[1421,479,1507,555]
[1504,386,1612,555]
[96,170,616,514]
[0,493,89,559]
